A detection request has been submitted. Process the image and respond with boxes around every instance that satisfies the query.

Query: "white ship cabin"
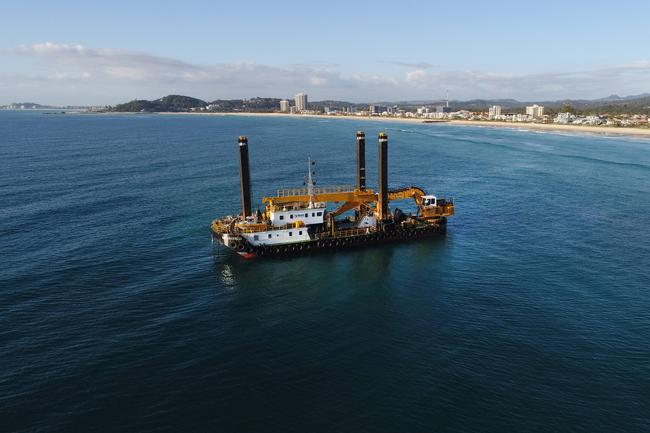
[241,227,311,246]
[269,203,326,227]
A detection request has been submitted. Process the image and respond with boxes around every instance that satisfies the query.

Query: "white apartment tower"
[526,104,544,118]
[295,93,308,112]
[279,99,290,112]
[489,105,502,117]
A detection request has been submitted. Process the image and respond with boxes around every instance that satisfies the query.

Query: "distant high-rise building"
[295,93,308,112]
[526,104,544,118]
[489,105,502,117]
[279,99,290,112]
[370,104,387,115]
[436,105,451,113]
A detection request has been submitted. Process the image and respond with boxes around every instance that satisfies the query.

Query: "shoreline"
[105,111,650,138]
[447,119,650,137]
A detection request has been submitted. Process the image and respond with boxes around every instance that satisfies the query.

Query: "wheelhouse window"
[253,235,259,241]
[299,231,303,235]
[289,231,293,236]
[268,234,272,239]
[279,215,284,220]
[317,212,322,216]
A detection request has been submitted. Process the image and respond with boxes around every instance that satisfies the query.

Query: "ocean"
[1,111,649,432]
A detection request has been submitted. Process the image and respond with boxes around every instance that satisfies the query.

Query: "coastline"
[113,111,650,138]
[447,119,650,137]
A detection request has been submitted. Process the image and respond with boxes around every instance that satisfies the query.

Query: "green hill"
[112,95,207,112]
[205,97,283,112]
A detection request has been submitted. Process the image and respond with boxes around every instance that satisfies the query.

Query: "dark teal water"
[2,111,649,432]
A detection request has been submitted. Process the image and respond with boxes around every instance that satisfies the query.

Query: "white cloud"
[2,42,650,105]
[386,61,435,69]
[405,69,428,85]
[619,60,650,69]
[12,42,85,55]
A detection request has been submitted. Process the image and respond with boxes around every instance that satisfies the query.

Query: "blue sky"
[2,0,649,105]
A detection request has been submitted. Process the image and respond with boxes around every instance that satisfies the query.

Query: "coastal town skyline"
[4,90,650,110]
[8,90,647,133]
[2,1,650,105]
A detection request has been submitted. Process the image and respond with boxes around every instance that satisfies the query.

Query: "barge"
[210,131,454,258]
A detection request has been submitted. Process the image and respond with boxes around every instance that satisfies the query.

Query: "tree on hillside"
[561,103,575,113]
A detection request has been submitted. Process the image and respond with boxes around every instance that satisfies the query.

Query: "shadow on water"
[210,234,452,297]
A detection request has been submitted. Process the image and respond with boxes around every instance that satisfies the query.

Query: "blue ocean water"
[1,111,649,432]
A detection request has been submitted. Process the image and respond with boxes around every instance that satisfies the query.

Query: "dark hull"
[223,222,447,258]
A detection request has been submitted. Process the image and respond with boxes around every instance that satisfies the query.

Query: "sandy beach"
[158,111,650,138]
[447,119,650,137]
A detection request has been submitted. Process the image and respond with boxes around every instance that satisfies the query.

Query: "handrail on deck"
[314,227,372,240]
[275,185,355,197]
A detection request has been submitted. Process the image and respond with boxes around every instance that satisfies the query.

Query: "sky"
[1,0,649,105]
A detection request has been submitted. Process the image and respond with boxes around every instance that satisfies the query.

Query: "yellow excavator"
[387,186,454,221]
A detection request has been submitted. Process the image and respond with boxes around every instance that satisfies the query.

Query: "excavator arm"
[388,186,426,206]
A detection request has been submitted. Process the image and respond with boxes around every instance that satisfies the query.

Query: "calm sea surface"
[1,111,649,432]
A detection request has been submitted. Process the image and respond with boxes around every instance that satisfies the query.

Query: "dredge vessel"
[210,132,454,258]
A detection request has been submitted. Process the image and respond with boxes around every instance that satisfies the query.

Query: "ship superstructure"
[211,131,454,258]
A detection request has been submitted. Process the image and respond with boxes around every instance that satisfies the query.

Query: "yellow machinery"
[260,184,453,223]
[387,186,455,220]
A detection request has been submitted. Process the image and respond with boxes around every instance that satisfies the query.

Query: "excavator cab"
[422,195,437,208]
[419,194,454,219]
